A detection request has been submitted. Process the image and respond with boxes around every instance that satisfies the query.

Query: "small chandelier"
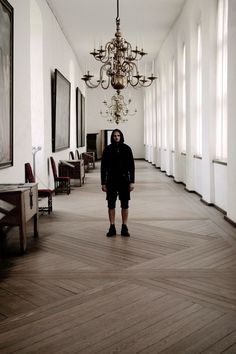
[100,91,137,124]
[82,0,156,90]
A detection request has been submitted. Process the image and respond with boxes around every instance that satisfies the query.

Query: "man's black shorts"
[106,182,130,209]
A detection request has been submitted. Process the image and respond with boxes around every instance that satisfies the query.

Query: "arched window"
[216,0,228,160]
[180,43,186,152]
[196,24,202,156]
[170,57,175,151]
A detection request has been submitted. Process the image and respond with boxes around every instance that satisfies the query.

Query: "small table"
[0,183,38,253]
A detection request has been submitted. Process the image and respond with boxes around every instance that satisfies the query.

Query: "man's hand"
[129,183,134,192]
[102,184,107,192]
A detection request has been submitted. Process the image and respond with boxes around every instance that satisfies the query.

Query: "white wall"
[227,0,236,222]
[0,0,84,189]
[86,86,144,159]
[0,0,32,183]
[0,0,144,191]
[214,162,227,211]
[144,0,235,220]
[32,0,85,189]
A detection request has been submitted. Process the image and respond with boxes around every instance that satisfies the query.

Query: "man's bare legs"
[121,208,128,225]
[108,208,115,225]
[108,208,128,225]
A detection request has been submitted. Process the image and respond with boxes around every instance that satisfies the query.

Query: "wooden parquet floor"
[0,160,236,353]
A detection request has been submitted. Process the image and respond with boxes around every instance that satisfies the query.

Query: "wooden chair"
[69,151,75,160]
[75,149,80,160]
[50,157,71,195]
[25,162,53,214]
[74,149,88,172]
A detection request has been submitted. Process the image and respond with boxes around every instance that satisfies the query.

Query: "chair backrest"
[25,163,35,183]
[69,151,75,160]
[50,156,58,179]
[75,150,80,160]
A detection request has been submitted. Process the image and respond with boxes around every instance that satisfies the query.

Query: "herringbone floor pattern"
[0,160,236,353]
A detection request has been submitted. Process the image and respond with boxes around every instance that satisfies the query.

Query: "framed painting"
[52,69,71,152]
[81,93,85,147]
[76,87,82,148]
[0,0,13,169]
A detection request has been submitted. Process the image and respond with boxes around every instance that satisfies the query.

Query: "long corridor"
[1,160,236,353]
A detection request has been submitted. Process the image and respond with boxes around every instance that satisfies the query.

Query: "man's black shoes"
[106,224,116,237]
[106,224,130,237]
[121,224,130,237]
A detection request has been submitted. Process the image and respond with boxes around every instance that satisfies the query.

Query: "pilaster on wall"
[30,0,46,188]
[200,0,217,204]
[227,0,236,223]
[174,39,184,183]
[172,54,180,182]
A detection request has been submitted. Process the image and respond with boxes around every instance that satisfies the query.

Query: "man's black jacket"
[101,143,135,185]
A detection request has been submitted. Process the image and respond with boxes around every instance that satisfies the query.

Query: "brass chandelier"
[100,91,137,124]
[82,0,156,90]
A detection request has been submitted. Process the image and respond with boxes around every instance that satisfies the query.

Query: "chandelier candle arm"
[82,0,157,90]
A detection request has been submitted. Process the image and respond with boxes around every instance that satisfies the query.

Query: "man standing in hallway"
[101,129,135,237]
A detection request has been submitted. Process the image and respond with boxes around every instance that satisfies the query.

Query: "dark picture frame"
[52,69,71,152]
[81,93,85,147]
[76,87,82,148]
[0,0,13,169]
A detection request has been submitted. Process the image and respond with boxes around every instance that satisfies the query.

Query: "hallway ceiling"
[46,0,186,74]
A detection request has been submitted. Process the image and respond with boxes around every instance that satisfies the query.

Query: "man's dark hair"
[110,129,124,144]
